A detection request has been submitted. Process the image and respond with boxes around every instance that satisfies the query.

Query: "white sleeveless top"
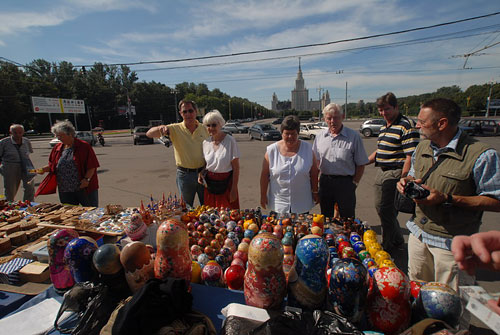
[267,140,314,214]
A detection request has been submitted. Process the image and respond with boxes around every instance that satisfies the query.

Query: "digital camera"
[404,181,430,199]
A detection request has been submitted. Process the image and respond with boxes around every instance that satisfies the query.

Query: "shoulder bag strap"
[420,155,446,183]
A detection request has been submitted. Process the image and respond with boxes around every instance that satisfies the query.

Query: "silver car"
[49,131,96,147]
[359,119,386,137]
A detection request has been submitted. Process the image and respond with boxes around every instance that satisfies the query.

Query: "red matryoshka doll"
[120,241,154,293]
[48,229,79,292]
[288,235,329,310]
[63,236,98,283]
[244,232,286,309]
[154,219,191,283]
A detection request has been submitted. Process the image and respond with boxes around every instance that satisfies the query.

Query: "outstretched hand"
[451,231,500,275]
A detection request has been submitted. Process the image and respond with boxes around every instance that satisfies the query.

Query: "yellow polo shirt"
[167,121,209,169]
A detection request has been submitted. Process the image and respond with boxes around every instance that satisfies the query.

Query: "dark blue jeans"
[176,169,204,208]
[59,189,99,207]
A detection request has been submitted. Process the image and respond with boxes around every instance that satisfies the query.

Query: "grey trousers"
[374,168,405,249]
[1,162,35,202]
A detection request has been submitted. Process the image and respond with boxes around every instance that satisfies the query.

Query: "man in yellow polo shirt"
[147,100,209,207]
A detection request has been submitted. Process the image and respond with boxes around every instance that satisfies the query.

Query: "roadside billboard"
[31,96,86,114]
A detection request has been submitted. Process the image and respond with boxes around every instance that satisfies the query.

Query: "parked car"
[359,118,386,137]
[315,121,328,129]
[248,124,281,141]
[459,118,500,136]
[272,118,283,125]
[299,123,323,140]
[133,126,154,145]
[222,122,249,134]
[49,131,96,147]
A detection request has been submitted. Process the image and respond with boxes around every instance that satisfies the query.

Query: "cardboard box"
[19,261,50,283]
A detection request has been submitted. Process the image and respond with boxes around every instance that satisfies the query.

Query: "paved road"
[2,120,499,295]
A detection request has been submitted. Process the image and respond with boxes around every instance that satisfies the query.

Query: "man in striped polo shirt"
[367,92,419,252]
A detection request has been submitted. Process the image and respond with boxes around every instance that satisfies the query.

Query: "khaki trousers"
[408,233,475,292]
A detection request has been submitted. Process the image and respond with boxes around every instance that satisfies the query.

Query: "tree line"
[1,59,498,135]
[0,59,269,134]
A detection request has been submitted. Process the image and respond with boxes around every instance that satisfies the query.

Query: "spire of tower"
[299,57,301,71]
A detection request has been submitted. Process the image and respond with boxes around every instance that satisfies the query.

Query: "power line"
[14,11,500,69]
[133,25,500,73]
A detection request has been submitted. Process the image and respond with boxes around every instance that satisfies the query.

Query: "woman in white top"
[199,110,240,209]
[260,115,319,214]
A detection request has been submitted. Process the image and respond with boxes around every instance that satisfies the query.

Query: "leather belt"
[177,166,204,173]
[322,174,352,178]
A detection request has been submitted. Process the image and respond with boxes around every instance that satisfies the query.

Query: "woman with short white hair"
[36,120,100,206]
[199,110,240,208]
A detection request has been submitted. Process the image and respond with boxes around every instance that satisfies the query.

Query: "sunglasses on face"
[181,109,195,114]
[206,123,218,128]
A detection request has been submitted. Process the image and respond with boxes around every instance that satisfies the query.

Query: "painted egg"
[367,294,411,335]
[201,260,223,286]
[191,245,203,260]
[231,257,246,269]
[120,241,154,293]
[368,266,378,277]
[414,282,462,327]
[328,257,369,323]
[215,254,227,269]
[281,236,293,246]
[48,229,79,291]
[335,234,348,246]
[224,265,245,290]
[197,253,210,267]
[63,236,98,283]
[244,232,286,309]
[368,243,383,258]
[372,267,410,303]
[288,235,328,310]
[233,250,248,263]
[125,213,147,241]
[337,240,351,255]
[93,244,122,275]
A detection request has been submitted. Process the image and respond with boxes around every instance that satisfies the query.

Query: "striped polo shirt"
[375,114,419,168]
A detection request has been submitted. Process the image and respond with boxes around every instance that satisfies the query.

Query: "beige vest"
[414,132,490,238]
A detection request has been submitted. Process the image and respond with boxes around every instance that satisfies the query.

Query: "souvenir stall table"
[0,197,493,335]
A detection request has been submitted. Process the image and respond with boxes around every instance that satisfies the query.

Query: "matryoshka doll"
[154,219,191,283]
[120,241,154,293]
[48,229,79,292]
[288,234,329,310]
[125,213,147,241]
[63,236,98,283]
[244,232,286,309]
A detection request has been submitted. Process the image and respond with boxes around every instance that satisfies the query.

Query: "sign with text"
[31,96,86,114]
[488,99,500,109]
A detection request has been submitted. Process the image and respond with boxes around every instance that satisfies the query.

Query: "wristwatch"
[85,177,91,182]
[442,193,453,208]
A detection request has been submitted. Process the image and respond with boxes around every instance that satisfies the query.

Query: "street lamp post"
[229,99,231,121]
[125,87,133,134]
[171,89,179,122]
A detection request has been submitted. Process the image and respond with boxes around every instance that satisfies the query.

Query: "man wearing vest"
[367,92,420,252]
[147,100,209,208]
[397,98,500,292]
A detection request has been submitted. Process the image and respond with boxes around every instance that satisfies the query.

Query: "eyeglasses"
[206,123,218,128]
[181,109,195,114]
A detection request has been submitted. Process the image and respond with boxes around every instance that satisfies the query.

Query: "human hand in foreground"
[451,231,500,275]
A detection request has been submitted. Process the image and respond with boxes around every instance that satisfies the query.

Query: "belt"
[177,166,204,173]
[380,166,402,171]
[322,174,352,178]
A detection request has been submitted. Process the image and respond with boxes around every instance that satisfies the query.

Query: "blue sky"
[0,0,499,109]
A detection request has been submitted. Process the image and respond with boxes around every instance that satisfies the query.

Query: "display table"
[1,282,246,333]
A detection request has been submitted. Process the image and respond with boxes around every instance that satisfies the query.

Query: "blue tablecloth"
[3,282,246,333]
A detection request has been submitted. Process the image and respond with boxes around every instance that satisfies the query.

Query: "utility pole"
[317,86,324,119]
[486,81,493,117]
[171,89,179,122]
[345,82,348,118]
